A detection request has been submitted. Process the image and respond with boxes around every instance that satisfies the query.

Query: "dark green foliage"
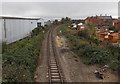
[60,17,71,24]
[60,24,120,71]
[2,42,7,53]
[109,26,119,32]
[53,19,59,25]
[82,46,111,64]
[74,44,112,65]
[2,27,47,82]
[32,26,44,36]
[91,36,101,45]
[78,30,89,39]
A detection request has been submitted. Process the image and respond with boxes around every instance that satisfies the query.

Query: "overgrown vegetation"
[2,26,50,82]
[109,26,119,32]
[60,24,120,71]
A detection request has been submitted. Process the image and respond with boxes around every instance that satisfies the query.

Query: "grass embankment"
[2,26,50,82]
[60,24,120,71]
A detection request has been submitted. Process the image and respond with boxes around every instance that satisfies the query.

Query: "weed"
[60,24,120,71]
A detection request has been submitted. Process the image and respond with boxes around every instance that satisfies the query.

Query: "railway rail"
[47,27,64,83]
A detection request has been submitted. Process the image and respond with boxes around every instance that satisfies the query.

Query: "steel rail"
[47,27,64,83]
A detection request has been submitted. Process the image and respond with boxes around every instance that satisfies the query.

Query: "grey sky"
[2,0,120,2]
[2,2,119,20]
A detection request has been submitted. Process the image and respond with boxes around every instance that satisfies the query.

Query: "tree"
[65,17,71,21]
[109,26,119,32]
[60,17,71,24]
[61,18,65,24]
[53,19,59,25]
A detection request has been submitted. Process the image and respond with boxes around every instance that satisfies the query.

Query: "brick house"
[85,15,113,27]
[108,33,120,43]
[113,19,120,30]
[96,33,120,43]
[95,27,109,33]
[76,24,89,31]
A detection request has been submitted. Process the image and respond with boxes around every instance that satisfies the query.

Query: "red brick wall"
[97,33,120,43]
[114,22,120,30]
[85,16,112,26]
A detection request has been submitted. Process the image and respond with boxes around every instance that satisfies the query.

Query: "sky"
[1,0,120,2]
[1,0,120,20]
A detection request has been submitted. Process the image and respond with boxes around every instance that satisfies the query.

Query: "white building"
[44,20,52,26]
[0,16,39,44]
[37,18,45,27]
[78,23,83,26]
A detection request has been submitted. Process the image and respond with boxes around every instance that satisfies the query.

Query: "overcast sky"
[1,1,119,20]
[1,0,120,2]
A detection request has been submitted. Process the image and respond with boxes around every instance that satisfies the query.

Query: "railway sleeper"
[51,70,59,73]
[50,67,58,70]
[50,57,55,59]
[50,62,57,64]
[51,76,60,79]
[50,64,57,66]
[50,60,56,62]
[51,79,61,82]
[51,73,59,76]
[51,66,57,68]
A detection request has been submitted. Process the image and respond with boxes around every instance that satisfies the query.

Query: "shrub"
[2,30,45,82]
[74,44,112,65]
[2,42,7,53]
[32,27,44,36]
[61,24,119,71]
[109,61,120,71]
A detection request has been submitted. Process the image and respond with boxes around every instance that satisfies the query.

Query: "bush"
[74,45,111,65]
[2,42,7,53]
[32,27,43,36]
[60,24,119,71]
[2,30,45,82]
[109,60,120,71]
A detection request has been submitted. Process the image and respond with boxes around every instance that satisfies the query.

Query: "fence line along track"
[47,27,64,83]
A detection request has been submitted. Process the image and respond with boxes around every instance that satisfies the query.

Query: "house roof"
[85,16,112,20]
[98,16,112,19]
[113,19,120,23]
[110,33,120,36]
[0,16,40,20]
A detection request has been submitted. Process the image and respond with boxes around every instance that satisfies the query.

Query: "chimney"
[105,14,107,16]
[100,14,102,16]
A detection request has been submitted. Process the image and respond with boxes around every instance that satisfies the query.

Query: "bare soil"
[34,32,49,82]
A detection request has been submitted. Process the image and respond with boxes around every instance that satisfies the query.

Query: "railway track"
[47,27,64,83]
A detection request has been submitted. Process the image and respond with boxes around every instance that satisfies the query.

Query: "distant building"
[0,16,39,44]
[37,19,44,27]
[85,15,113,27]
[37,22,42,27]
[95,27,109,33]
[109,33,120,43]
[76,23,89,31]
[113,19,120,30]
[44,20,52,26]
[96,32,120,43]
[71,23,77,29]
